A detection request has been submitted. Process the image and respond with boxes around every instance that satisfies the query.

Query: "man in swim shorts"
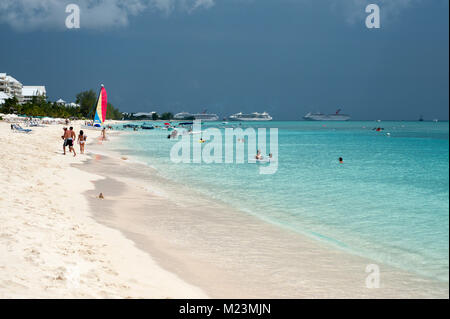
[67,127,77,156]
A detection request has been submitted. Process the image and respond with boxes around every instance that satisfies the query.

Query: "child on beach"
[61,127,68,155]
[78,130,87,154]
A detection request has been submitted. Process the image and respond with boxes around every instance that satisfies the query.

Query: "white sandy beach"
[0,121,207,298]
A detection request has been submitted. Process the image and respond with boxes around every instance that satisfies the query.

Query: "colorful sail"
[93,85,107,127]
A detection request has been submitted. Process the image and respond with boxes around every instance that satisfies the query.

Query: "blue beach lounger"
[11,124,32,133]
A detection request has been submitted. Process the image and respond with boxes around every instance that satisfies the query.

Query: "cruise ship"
[228,112,273,121]
[174,111,219,121]
[174,112,194,120]
[303,109,350,121]
[192,112,219,121]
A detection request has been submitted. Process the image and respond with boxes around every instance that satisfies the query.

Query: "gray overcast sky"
[0,0,448,120]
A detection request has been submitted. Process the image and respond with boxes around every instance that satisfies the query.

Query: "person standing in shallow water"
[339,157,344,164]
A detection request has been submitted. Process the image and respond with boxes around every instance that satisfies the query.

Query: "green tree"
[160,112,173,120]
[76,90,97,118]
[0,97,19,114]
[0,89,123,120]
[152,112,159,120]
[105,103,122,120]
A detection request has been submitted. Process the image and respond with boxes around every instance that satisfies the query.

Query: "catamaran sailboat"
[82,85,108,130]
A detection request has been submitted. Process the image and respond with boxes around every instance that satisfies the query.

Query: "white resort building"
[1,73,47,105]
[55,99,79,108]
[0,73,23,103]
[22,86,47,103]
[65,102,80,108]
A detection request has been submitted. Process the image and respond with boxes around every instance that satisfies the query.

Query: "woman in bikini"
[78,130,87,154]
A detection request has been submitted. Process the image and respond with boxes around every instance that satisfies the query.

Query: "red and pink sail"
[93,85,107,127]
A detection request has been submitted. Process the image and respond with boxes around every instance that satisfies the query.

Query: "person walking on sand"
[67,126,77,156]
[61,127,69,155]
[77,130,87,154]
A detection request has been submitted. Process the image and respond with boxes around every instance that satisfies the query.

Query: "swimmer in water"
[256,150,263,160]
[168,130,178,139]
[339,157,343,164]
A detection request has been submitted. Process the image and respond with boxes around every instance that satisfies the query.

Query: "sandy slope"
[0,121,207,298]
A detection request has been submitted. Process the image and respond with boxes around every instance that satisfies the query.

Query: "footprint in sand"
[102,266,119,276]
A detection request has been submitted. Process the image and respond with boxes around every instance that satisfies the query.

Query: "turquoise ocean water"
[110,121,449,282]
